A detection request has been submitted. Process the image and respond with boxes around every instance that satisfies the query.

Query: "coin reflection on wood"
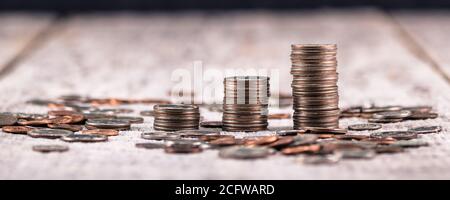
[222,76,270,132]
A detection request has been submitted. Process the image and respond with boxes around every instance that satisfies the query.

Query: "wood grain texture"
[393,11,450,81]
[0,10,449,179]
[0,14,54,76]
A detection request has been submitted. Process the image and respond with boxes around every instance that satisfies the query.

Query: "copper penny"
[281,144,321,155]
[244,136,278,146]
[48,124,83,132]
[81,129,119,136]
[2,126,34,134]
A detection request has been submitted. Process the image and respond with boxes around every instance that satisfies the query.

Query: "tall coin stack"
[153,104,200,131]
[222,76,270,132]
[290,44,340,129]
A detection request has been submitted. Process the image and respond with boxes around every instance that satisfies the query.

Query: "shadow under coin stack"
[222,76,270,132]
[290,44,340,129]
[153,104,200,131]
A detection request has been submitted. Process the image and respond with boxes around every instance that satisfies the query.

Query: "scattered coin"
[48,124,83,132]
[135,142,165,149]
[374,145,404,154]
[115,116,144,124]
[368,118,403,123]
[164,142,202,154]
[267,136,295,149]
[305,127,347,135]
[86,119,131,129]
[348,123,382,131]
[408,126,442,134]
[209,137,238,147]
[141,131,179,141]
[334,134,370,141]
[200,121,223,128]
[390,140,429,148]
[281,144,321,155]
[370,131,418,140]
[372,110,411,119]
[297,154,342,165]
[0,113,18,127]
[32,145,69,153]
[199,134,234,142]
[337,149,376,159]
[405,112,438,120]
[2,126,34,134]
[28,128,73,139]
[61,134,108,143]
[289,134,318,146]
[81,129,119,136]
[219,146,273,159]
[244,136,278,146]
[140,110,155,117]
[276,129,306,136]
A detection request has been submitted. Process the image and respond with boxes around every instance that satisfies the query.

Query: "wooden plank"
[393,11,450,82]
[0,14,54,77]
[0,10,449,179]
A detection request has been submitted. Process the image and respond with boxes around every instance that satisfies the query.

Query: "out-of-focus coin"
[86,119,131,129]
[18,119,51,126]
[305,127,347,135]
[405,112,438,120]
[199,134,234,142]
[402,106,432,113]
[28,128,73,139]
[390,140,429,148]
[61,134,108,143]
[370,131,418,140]
[374,145,404,154]
[219,146,273,159]
[0,113,18,127]
[372,110,411,119]
[141,131,179,141]
[164,142,202,154]
[32,145,69,153]
[81,129,119,136]
[140,110,155,117]
[334,134,370,141]
[348,123,381,131]
[281,144,321,155]
[48,124,83,132]
[244,136,278,146]
[297,154,341,165]
[200,121,223,128]
[408,126,442,134]
[276,129,306,136]
[337,149,376,159]
[2,126,34,134]
[176,130,219,138]
[289,134,319,146]
[267,136,295,149]
[368,118,403,123]
[209,137,237,147]
[135,142,165,149]
[115,116,144,124]
[268,113,291,120]
[361,137,396,145]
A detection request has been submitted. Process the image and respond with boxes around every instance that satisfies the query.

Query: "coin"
[370,131,418,140]
[140,110,155,116]
[199,134,234,142]
[61,134,108,142]
[28,128,73,139]
[115,116,144,124]
[17,119,51,126]
[289,134,318,146]
[267,136,295,149]
[281,144,321,155]
[337,149,376,159]
[86,119,131,129]
[391,140,429,148]
[219,146,272,159]
[297,154,342,165]
[2,126,34,134]
[48,124,83,132]
[334,134,370,141]
[276,129,306,136]
[153,104,200,131]
[404,112,438,120]
[408,126,442,134]
[32,145,69,153]
[368,118,403,123]
[374,145,404,154]
[244,136,278,146]
[402,106,432,113]
[164,142,202,154]
[200,121,223,128]
[305,127,347,135]
[348,123,382,131]
[0,113,18,127]
[81,129,119,136]
[135,142,165,149]
[141,131,179,141]
[209,137,237,147]
[372,110,411,119]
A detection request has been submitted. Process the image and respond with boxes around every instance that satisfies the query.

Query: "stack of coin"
[153,104,200,131]
[290,44,340,129]
[222,76,270,132]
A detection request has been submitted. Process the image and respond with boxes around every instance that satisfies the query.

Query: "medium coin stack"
[153,104,200,131]
[290,44,340,129]
[222,76,270,132]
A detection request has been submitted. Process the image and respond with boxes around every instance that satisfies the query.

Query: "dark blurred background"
[1,0,450,12]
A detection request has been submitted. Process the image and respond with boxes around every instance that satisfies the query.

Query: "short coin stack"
[153,104,200,131]
[290,44,340,129]
[222,76,270,132]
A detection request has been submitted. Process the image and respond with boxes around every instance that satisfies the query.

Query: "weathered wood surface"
[393,11,450,82]
[0,14,54,76]
[0,10,449,179]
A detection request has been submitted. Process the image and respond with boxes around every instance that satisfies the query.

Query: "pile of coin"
[222,76,270,132]
[153,104,200,131]
[290,44,340,129]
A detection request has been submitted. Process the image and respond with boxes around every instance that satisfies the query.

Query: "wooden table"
[0,9,449,179]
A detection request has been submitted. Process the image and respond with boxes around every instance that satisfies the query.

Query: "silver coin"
[368,118,403,123]
[276,129,306,136]
[135,142,165,149]
[141,131,179,140]
[219,146,272,159]
[374,145,405,154]
[0,113,18,127]
[86,119,131,128]
[348,123,382,131]
[370,131,418,140]
[297,154,342,165]
[289,134,318,147]
[372,110,411,119]
[28,128,73,139]
[32,145,69,153]
[337,149,376,159]
[115,116,144,124]
[140,110,155,116]
[408,126,442,134]
[391,140,429,148]
[61,134,108,142]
